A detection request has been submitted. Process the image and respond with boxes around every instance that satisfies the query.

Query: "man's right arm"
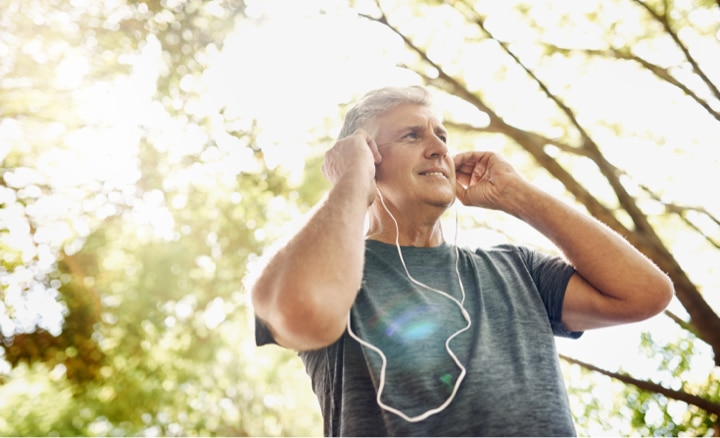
[251,130,380,351]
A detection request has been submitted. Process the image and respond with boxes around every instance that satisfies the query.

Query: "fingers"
[353,128,382,164]
[453,151,492,188]
[453,151,490,171]
[322,129,382,184]
[452,150,527,210]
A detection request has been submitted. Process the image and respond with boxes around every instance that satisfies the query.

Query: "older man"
[252,85,673,436]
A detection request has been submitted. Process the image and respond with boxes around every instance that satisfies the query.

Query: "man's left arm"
[454,151,675,331]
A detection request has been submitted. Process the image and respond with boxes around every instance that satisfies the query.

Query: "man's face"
[369,103,456,212]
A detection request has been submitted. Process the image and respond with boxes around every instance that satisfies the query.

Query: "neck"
[366,198,446,248]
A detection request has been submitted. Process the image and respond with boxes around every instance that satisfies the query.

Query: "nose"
[425,134,449,159]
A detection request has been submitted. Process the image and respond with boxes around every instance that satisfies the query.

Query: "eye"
[437,134,448,144]
[402,131,419,141]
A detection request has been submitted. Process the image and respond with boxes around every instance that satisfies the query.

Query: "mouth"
[418,168,448,178]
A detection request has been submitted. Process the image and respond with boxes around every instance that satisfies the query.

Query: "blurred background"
[1,0,718,435]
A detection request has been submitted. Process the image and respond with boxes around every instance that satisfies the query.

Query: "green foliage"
[1,0,322,435]
[628,332,720,436]
[3,276,104,385]
[1,140,322,434]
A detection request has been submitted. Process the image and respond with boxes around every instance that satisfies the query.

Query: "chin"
[426,192,456,209]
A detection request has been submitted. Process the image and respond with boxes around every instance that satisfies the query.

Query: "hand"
[322,129,381,182]
[322,129,382,204]
[453,151,526,212]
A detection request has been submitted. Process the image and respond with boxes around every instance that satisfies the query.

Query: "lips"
[418,167,448,178]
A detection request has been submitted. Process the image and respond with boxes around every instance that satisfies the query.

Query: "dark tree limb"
[629,0,720,100]
[561,354,720,417]
[539,44,720,123]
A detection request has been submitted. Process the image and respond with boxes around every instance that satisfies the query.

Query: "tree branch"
[451,0,595,149]
[665,310,701,338]
[560,354,720,417]
[360,4,499,122]
[442,120,596,160]
[612,50,720,123]
[449,0,667,244]
[629,0,720,100]
[538,44,720,123]
[635,180,720,250]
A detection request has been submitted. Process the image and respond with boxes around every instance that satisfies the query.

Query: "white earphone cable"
[346,188,472,423]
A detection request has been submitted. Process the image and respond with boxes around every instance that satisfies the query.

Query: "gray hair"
[338,85,433,140]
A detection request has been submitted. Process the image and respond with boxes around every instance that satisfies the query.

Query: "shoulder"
[461,243,574,291]
[465,242,528,255]
[468,243,568,268]
[461,243,533,265]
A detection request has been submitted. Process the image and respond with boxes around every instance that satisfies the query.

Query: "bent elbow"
[252,281,351,351]
[632,273,675,321]
[280,301,348,350]
[653,273,675,314]
[250,277,274,323]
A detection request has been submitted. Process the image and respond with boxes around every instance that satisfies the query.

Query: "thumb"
[455,181,471,206]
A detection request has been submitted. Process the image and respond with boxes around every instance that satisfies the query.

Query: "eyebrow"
[398,125,449,137]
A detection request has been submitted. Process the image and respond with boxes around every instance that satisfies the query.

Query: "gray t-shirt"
[256,240,581,436]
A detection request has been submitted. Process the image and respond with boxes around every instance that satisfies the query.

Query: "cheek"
[374,166,391,186]
[375,148,420,183]
[375,156,403,180]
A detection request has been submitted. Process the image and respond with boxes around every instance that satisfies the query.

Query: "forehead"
[371,103,445,134]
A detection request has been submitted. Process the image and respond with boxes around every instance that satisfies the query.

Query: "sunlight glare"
[202,1,417,183]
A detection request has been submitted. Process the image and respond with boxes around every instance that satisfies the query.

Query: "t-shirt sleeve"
[516,246,583,339]
[255,316,278,346]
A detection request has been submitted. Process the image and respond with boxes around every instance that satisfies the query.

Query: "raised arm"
[454,151,674,332]
[252,130,381,351]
